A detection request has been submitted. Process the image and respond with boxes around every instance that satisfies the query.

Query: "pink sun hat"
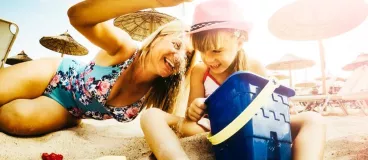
[189,0,253,34]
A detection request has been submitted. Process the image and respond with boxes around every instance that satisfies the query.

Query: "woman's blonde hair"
[191,29,249,71]
[140,20,197,114]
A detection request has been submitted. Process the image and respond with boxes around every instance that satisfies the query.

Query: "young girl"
[141,0,326,160]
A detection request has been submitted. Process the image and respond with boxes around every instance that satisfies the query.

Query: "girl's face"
[200,31,242,74]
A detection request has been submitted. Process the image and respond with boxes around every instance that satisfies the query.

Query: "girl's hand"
[186,98,206,122]
[156,0,194,7]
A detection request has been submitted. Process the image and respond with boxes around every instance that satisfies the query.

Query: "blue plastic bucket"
[205,71,295,160]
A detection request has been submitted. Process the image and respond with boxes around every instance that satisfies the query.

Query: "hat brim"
[189,21,253,34]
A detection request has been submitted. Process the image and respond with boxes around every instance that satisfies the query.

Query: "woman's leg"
[0,58,79,136]
[290,112,326,160]
[142,109,326,160]
[0,58,61,105]
[0,96,80,136]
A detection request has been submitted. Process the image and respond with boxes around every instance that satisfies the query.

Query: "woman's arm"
[67,0,190,59]
[141,108,208,160]
[141,108,189,160]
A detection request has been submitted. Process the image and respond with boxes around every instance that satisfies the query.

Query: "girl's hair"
[191,29,249,72]
[139,20,197,114]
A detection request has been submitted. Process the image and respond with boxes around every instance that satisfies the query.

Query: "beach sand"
[0,109,368,160]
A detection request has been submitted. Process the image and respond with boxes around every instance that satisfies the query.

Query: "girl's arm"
[185,63,208,121]
[183,63,209,134]
[187,63,206,108]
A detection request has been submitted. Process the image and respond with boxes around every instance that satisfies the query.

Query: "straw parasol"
[295,81,317,88]
[268,0,368,94]
[342,53,368,71]
[39,31,88,57]
[5,50,32,65]
[266,54,315,86]
[114,9,177,41]
[315,76,346,82]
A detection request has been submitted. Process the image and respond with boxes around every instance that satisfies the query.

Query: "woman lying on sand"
[0,0,195,136]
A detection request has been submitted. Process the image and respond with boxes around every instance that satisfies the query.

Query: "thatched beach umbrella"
[342,53,368,71]
[5,50,32,65]
[268,0,368,94]
[39,31,88,57]
[315,76,346,82]
[266,54,315,87]
[114,9,177,41]
[295,81,317,88]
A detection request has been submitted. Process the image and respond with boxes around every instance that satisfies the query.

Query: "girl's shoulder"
[247,57,267,77]
[193,62,208,72]
[191,62,208,82]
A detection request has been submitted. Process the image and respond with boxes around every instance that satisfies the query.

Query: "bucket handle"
[207,77,280,145]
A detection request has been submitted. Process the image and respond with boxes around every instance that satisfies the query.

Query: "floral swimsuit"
[43,50,144,122]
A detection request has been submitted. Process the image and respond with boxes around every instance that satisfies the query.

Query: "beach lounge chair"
[290,65,368,115]
[289,76,340,114]
[0,19,19,68]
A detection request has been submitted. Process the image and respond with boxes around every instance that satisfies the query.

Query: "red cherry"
[41,152,63,160]
[41,153,49,160]
[50,153,57,160]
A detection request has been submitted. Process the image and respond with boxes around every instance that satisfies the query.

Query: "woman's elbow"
[67,5,85,27]
[67,7,78,27]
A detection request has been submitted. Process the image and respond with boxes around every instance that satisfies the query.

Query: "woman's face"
[149,32,195,78]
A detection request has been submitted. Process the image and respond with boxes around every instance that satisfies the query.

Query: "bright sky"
[1,0,368,85]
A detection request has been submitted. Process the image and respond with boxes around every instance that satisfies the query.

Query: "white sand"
[1,110,368,160]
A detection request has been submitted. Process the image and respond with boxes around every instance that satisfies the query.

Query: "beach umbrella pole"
[289,69,292,87]
[318,40,327,94]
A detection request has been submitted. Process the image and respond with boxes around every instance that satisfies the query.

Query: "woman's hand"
[186,98,206,122]
[156,0,194,7]
[68,0,193,57]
